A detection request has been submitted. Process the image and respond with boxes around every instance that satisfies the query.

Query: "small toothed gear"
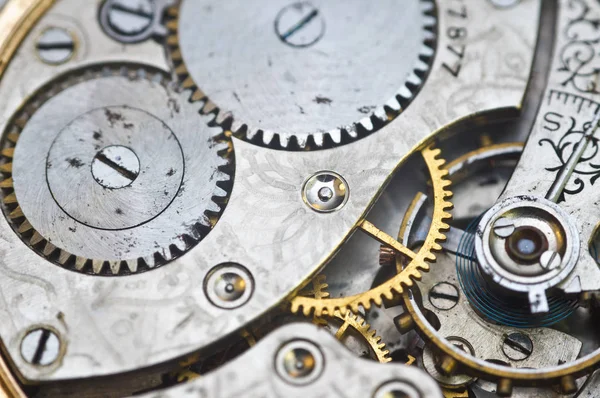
[290,145,453,316]
[166,0,437,150]
[301,275,391,363]
[0,64,233,275]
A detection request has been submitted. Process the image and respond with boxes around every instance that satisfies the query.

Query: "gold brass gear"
[443,390,469,398]
[398,145,600,395]
[290,145,453,316]
[301,275,392,363]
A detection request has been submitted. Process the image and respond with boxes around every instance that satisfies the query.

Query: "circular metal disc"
[10,70,231,272]
[177,0,435,148]
[47,106,184,230]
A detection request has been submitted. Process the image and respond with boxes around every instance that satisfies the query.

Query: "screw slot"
[21,327,61,367]
[492,217,515,238]
[99,0,168,44]
[502,332,533,361]
[274,2,325,48]
[92,145,140,189]
[428,282,460,310]
[36,27,76,65]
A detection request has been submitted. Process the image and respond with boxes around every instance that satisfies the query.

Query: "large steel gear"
[0,0,577,396]
[0,64,233,275]
[166,0,437,150]
[290,145,453,315]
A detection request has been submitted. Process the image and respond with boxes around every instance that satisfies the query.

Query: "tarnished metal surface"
[136,323,444,398]
[0,0,541,382]
[494,0,600,297]
[9,69,229,272]
[175,0,436,148]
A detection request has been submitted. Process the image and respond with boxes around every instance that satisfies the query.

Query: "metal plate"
[0,0,540,381]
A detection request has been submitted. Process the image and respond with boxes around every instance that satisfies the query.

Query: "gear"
[290,145,453,316]
[301,275,391,363]
[442,390,469,398]
[397,142,598,394]
[0,64,233,275]
[165,1,437,150]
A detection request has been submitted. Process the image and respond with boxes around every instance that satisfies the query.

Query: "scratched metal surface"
[0,0,541,382]
[136,323,444,398]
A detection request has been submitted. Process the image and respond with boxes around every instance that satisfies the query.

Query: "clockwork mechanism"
[2,1,600,398]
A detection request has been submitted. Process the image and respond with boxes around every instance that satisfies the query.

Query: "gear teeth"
[167,5,178,17]
[42,242,56,257]
[299,275,392,363]
[13,117,27,129]
[58,250,71,265]
[92,260,105,274]
[0,65,234,276]
[289,144,453,317]
[144,255,157,268]
[8,206,23,219]
[0,178,13,188]
[74,257,87,271]
[201,100,217,115]
[108,260,121,275]
[126,259,138,273]
[18,220,32,233]
[165,1,437,151]
[172,238,188,253]
[1,148,14,158]
[30,231,44,246]
[421,0,435,12]
[0,163,12,173]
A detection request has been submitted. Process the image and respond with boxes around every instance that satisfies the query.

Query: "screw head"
[274,2,325,48]
[204,263,254,309]
[100,0,160,43]
[21,327,61,366]
[92,145,140,189]
[302,171,348,213]
[492,217,515,238]
[502,332,533,361]
[36,27,75,65]
[428,282,460,310]
[539,250,562,271]
[276,340,324,385]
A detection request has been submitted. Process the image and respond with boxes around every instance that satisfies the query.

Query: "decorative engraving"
[539,112,600,201]
[558,0,600,94]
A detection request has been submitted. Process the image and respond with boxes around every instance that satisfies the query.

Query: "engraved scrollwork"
[539,114,600,200]
[558,0,600,94]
